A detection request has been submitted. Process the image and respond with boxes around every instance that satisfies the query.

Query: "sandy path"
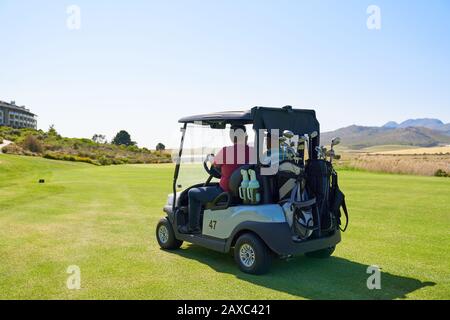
[0,139,12,153]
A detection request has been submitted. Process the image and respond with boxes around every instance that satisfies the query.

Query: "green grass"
[0,154,449,300]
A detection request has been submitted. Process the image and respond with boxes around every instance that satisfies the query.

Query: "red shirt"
[213,144,254,192]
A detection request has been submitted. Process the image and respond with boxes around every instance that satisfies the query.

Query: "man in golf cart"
[178,125,254,234]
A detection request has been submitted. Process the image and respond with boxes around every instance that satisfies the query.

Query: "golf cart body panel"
[174,232,227,253]
[163,193,174,215]
[173,220,341,256]
[172,219,341,256]
[224,222,341,256]
[202,204,286,239]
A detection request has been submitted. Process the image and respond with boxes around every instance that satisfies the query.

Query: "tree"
[156,143,166,151]
[92,134,107,144]
[23,135,43,153]
[48,124,58,136]
[112,130,136,146]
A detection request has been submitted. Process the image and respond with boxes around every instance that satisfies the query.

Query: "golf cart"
[156,106,348,274]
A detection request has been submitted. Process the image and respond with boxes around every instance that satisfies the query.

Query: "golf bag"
[330,170,349,232]
[277,161,302,202]
[306,159,349,232]
[278,161,316,240]
[281,183,316,241]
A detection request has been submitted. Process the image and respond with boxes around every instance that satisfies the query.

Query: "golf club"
[303,134,310,162]
[315,146,323,159]
[297,136,306,166]
[309,131,318,160]
[315,146,327,160]
[279,130,297,161]
[283,130,294,140]
[330,137,341,164]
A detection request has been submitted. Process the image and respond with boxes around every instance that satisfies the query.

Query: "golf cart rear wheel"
[234,233,271,275]
[156,218,182,250]
[305,246,335,258]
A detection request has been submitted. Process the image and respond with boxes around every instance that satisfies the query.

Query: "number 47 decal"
[209,220,217,230]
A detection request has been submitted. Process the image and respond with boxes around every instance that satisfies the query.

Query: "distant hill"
[382,121,399,129]
[382,118,449,132]
[322,118,450,149]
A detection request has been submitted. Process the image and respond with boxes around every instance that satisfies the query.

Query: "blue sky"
[1,0,449,148]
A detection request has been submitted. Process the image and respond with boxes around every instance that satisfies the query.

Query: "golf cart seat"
[204,192,231,211]
[204,165,252,210]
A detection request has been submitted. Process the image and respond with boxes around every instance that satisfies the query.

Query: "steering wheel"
[203,154,222,179]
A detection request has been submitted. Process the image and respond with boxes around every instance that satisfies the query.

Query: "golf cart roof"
[178,110,253,125]
[179,106,320,136]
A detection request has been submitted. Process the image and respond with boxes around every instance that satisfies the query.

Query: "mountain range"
[321,118,450,149]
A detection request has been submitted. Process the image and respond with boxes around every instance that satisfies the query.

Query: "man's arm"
[213,147,225,169]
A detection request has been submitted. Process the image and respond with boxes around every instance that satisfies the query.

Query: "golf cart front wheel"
[305,246,335,258]
[234,233,271,275]
[156,218,183,250]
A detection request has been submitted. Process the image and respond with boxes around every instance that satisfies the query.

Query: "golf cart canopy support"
[173,106,322,205]
[178,106,320,138]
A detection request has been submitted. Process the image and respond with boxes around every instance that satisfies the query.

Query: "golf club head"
[327,149,335,157]
[315,146,325,159]
[331,137,341,147]
[283,130,294,140]
[286,146,297,156]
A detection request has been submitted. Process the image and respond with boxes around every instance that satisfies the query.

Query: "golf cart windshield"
[174,123,255,192]
[171,107,320,207]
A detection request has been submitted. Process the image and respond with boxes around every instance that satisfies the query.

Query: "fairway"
[0,154,449,300]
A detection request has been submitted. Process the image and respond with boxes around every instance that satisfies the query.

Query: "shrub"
[11,129,21,136]
[112,158,125,165]
[2,143,25,155]
[0,128,21,141]
[434,169,448,177]
[43,152,56,160]
[98,156,112,166]
[63,155,76,162]
[2,127,171,166]
[44,152,99,165]
[75,156,98,165]
[22,135,43,153]
[127,145,139,152]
